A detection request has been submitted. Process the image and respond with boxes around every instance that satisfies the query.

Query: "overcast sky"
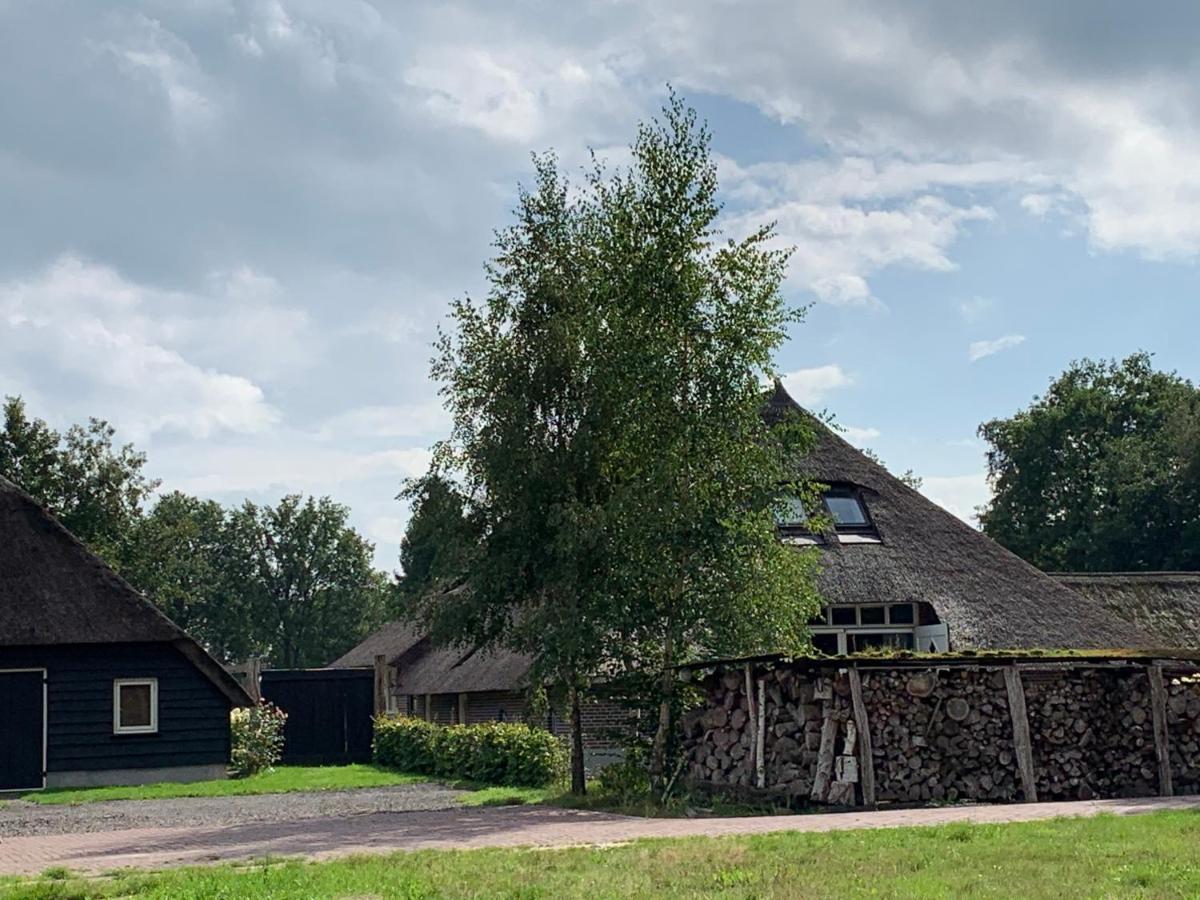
[3,1,1198,569]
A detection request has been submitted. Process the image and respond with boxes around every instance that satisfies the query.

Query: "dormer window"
[776,484,877,541]
[822,487,872,532]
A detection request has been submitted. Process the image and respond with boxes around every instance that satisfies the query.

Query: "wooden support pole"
[373,654,387,717]
[756,677,767,789]
[245,657,262,703]
[1148,665,1173,797]
[458,692,469,725]
[847,667,876,806]
[810,713,837,802]
[1003,666,1038,803]
[744,664,757,776]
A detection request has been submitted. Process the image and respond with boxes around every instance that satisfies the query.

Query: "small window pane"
[825,493,868,527]
[889,604,915,624]
[808,607,829,626]
[811,633,840,655]
[859,605,886,625]
[775,495,809,527]
[119,684,152,728]
[831,606,856,626]
[849,632,914,652]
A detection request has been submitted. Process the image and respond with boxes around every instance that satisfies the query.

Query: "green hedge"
[373,716,567,787]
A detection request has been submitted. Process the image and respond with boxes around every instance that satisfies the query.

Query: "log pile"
[680,659,1200,808]
[682,667,860,803]
[1024,669,1156,800]
[1166,672,1200,795]
[863,668,1018,803]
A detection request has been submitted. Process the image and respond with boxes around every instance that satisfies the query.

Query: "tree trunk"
[569,685,586,795]
[649,633,675,789]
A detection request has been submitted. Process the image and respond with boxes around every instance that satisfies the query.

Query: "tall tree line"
[1,396,391,667]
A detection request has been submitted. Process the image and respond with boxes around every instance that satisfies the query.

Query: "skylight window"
[824,491,869,528]
[775,495,809,529]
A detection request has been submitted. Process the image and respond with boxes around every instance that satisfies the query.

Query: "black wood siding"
[0,642,231,773]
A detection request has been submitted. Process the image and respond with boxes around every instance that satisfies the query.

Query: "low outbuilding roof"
[0,475,251,706]
[1053,572,1200,650]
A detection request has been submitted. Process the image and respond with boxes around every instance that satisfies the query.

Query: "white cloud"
[841,425,880,447]
[958,296,993,322]
[968,334,1026,362]
[780,365,854,405]
[0,255,281,439]
[317,401,451,441]
[921,473,991,525]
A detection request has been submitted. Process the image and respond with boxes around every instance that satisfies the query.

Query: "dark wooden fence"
[261,668,375,766]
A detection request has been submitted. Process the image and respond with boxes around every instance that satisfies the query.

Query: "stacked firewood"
[682,667,856,801]
[1166,673,1200,794]
[1023,669,1156,800]
[863,668,1019,803]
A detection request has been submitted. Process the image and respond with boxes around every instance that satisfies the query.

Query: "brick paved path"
[1,795,1196,876]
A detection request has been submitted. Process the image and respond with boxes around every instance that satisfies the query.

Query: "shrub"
[374,716,567,787]
[594,757,651,806]
[230,701,287,778]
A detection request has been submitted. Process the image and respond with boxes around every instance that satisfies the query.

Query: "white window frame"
[113,678,159,735]
[810,603,924,655]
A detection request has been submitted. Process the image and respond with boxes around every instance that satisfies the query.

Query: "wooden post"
[810,713,837,802]
[458,692,469,725]
[756,677,767,788]
[245,657,262,703]
[847,667,876,806]
[1003,666,1038,803]
[744,664,757,776]
[424,693,433,722]
[1148,665,1173,797]
[373,655,387,716]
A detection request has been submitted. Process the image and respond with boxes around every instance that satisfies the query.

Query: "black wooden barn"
[0,476,249,791]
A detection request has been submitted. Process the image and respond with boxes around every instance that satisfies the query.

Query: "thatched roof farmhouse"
[0,475,249,790]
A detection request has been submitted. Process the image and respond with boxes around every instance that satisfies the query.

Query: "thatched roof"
[1053,572,1200,650]
[0,475,250,706]
[765,382,1152,650]
[328,620,425,668]
[330,620,531,695]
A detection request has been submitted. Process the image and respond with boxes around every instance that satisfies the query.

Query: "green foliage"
[396,473,476,605]
[979,352,1200,571]
[0,396,158,566]
[373,716,567,787]
[225,495,391,668]
[422,92,821,789]
[229,701,288,778]
[594,757,653,807]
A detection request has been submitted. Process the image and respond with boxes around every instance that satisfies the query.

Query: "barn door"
[0,669,46,791]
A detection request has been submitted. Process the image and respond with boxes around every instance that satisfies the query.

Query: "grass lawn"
[19,765,429,805]
[3,810,1199,899]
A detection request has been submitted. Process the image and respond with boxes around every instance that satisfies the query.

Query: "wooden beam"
[245,657,262,704]
[373,654,387,717]
[847,667,876,806]
[810,713,838,802]
[458,692,469,725]
[756,677,767,789]
[1148,665,1173,797]
[1003,666,1038,803]
[744,664,757,777]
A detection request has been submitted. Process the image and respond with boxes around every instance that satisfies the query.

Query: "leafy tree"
[396,473,476,604]
[979,352,1200,571]
[423,95,820,792]
[0,396,158,565]
[861,448,922,490]
[228,495,389,668]
[586,98,820,783]
[120,492,254,663]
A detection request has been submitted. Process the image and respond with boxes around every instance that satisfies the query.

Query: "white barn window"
[113,678,158,734]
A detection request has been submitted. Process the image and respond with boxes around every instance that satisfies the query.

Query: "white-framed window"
[113,678,158,734]
[810,603,923,655]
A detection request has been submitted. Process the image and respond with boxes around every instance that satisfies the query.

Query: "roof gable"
[0,475,250,705]
[767,382,1153,650]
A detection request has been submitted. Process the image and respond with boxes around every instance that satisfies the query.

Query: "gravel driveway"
[0,782,467,837]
